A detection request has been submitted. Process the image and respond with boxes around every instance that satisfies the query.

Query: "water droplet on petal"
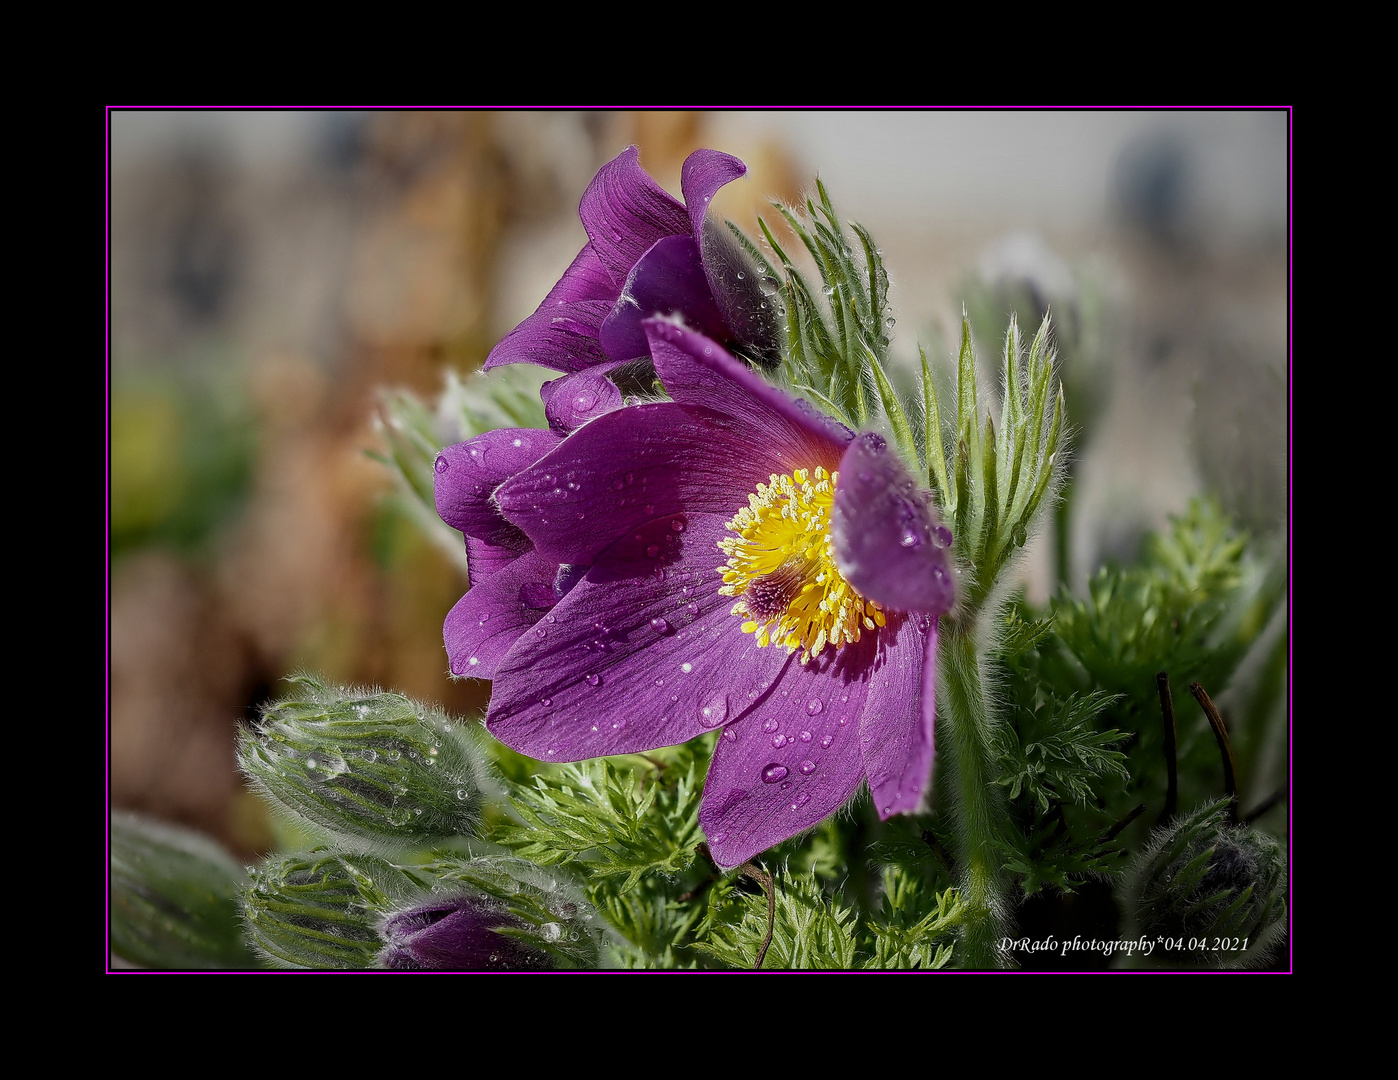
[650,617,670,633]
[646,544,660,558]
[681,662,692,673]
[800,730,812,742]
[772,734,787,748]
[761,764,789,784]
[686,602,699,616]
[574,389,598,411]
[820,734,834,749]
[540,697,552,707]
[933,524,953,547]
[710,830,727,844]
[700,698,728,727]
[806,699,823,716]
[799,760,816,775]
[763,718,780,733]
[585,673,601,687]
[434,455,449,474]
[670,519,685,533]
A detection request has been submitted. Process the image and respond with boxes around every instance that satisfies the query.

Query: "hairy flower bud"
[242,851,423,969]
[1122,799,1287,968]
[238,675,489,851]
[110,812,259,969]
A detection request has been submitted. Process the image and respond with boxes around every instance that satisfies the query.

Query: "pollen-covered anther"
[716,466,882,661]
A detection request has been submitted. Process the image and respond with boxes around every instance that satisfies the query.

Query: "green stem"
[941,616,1011,969]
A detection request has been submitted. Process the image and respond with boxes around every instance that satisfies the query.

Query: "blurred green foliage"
[110,377,256,559]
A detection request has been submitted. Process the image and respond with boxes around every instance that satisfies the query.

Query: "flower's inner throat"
[718,466,884,663]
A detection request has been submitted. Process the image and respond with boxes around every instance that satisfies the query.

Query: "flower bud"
[401,856,604,969]
[1122,799,1287,968]
[242,851,422,969]
[379,896,551,970]
[110,812,259,969]
[238,675,488,851]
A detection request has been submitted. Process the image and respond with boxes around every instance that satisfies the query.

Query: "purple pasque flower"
[484,145,782,435]
[435,320,955,869]
[379,896,548,970]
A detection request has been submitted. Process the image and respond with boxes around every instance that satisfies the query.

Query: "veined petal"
[483,300,614,373]
[485,513,789,760]
[699,635,879,869]
[579,146,690,285]
[540,243,616,307]
[679,149,747,243]
[831,432,956,615]
[858,614,935,818]
[445,549,560,680]
[643,320,852,468]
[541,366,624,435]
[598,236,728,362]
[495,403,797,567]
[466,534,527,589]
[434,428,560,547]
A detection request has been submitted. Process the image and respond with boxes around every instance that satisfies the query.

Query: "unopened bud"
[242,851,423,969]
[1122,799,1287,967]
[238,675,488,851]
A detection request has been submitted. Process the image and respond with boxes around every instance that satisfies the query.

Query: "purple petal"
[643,320,854,464]
[540,243,617,307]
[831,432,956,615]
[483,300,614,373]
[679,149,747,243]
[598,236,728,362]
[466,534,526,589]
[381,897,546,971]
[541,367,624,435]
[445,549,560,680]
[485,512,789,760]
[434,428,560,546]
[495,403,799,567]
[859,615,936,818]
[699,634,881,869]
[579,146,690,286]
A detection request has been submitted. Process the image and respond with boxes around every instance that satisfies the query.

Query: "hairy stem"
[941,617,1010,969]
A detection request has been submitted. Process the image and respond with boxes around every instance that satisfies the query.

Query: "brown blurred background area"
[107,110,1288,858]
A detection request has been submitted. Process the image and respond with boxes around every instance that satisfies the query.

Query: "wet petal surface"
[579,146,690,285]
[434,428,560,547]
[496,402,796,567]
[485,513,789,760]
[541,366,624,435]
[598,236,727,362]
[831,432,956,614]
[857,615,934,818]
[644,320,852,468]
[483,300,614,374]
[445,549,561,680]
[700,636,879,868]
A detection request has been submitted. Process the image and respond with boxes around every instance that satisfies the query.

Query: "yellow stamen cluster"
[717,467,884,663]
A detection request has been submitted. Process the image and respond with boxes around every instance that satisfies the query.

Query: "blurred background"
[108,110,1289,857]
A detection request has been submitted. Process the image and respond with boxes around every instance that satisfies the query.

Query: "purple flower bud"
[379,896,552,971]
